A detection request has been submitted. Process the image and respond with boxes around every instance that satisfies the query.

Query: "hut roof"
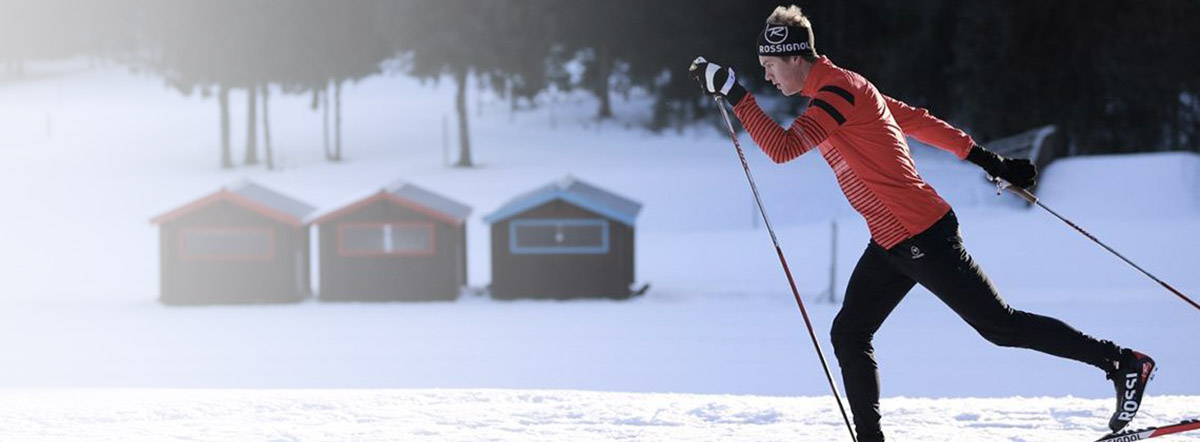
[307,180,471,226]
[150,180,315,227]
[483,176,642,227]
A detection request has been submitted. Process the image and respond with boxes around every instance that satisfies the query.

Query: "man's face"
[759,55,806,96]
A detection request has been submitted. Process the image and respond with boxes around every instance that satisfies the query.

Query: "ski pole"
[712,96,858,442]
[995,179,1200,313]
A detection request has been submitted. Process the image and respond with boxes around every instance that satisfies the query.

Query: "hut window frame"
[337,221,436,257]
[178,227,275,261]
[509,218,609,255]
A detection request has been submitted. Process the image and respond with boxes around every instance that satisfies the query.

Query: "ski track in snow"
[1,390,1198,442]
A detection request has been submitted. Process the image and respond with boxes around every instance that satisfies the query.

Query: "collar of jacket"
[800,56,835,97]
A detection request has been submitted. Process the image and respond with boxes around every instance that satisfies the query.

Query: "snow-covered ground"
[0,59,1197,441]
[1,389,1197,442]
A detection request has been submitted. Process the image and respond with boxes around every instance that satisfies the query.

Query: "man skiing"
[688,5,1155,441]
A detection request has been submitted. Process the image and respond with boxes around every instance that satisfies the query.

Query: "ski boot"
[1108,349,1156,432]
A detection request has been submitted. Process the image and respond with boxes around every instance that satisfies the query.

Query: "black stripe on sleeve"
[810,98,846,125]
[819,85,855,105]
[797,117,827,142]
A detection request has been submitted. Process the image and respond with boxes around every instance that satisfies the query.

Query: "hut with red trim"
[308,180,470,302]
[150,181,315,305]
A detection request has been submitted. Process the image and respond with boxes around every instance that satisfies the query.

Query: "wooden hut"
[150,181,315,305]
[309,181,470,302]
[483,176,642,299]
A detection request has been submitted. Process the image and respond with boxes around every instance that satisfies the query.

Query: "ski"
[1096,419,1200,442]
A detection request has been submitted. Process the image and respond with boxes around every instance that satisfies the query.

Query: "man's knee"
[831,314,872,352]
[980,329,1022,347]
[976,312,1028,348]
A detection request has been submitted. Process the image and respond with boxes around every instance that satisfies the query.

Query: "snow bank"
[1038,151,1200,217]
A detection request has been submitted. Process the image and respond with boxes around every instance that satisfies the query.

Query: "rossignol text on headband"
[757,23,816,58]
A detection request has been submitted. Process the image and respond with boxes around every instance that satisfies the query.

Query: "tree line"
[2,0,1197,169]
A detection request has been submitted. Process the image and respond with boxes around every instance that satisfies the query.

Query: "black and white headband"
[757,23,815,57]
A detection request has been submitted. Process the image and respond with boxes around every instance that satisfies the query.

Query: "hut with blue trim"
[483,176,642,299]
[309,180,471,302]
[150,181,315,305]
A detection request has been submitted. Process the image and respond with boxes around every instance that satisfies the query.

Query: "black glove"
[687,56,747,105]
[966,145,1037,188]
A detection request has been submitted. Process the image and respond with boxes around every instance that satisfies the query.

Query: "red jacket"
[733,56,975,249]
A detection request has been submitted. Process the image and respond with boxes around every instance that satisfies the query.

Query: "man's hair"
[765,5,818,62]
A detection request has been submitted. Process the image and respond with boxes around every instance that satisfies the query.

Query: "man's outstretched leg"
[892,212,1154,432]
[831,243,916,442]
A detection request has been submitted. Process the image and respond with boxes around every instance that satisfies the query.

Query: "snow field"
[1,390,1197,442]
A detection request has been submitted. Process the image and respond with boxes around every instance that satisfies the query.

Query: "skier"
[688,5,1154,441]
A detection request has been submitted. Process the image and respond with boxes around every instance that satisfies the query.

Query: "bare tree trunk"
[594,46,613,120]
[244,84,259,166]
[219,85,233,169]
[322,82,332,160]
[1191,94,1200,152]
[508,78,517,113]
[262,85,274,170]
[334,79,343,161]
[453,67,473,167]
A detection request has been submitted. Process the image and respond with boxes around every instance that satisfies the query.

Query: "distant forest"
[2,0,1197,168]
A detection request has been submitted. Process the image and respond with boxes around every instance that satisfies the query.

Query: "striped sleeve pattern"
[732,93,829,164]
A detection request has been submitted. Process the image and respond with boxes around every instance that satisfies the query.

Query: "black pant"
[830,210,1120,442]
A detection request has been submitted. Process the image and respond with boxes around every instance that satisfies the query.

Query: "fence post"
[827,219,838,304]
